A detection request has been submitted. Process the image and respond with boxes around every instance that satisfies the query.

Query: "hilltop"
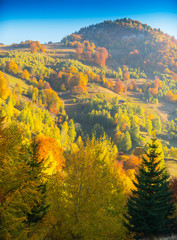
[63,18,177,76]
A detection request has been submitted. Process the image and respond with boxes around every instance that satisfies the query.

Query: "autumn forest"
[1,18,177,239]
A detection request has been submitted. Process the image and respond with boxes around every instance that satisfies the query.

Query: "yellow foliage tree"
[46,137,130,240]
[6,61,19,75]
[0,72,10,100]
[21,69,30,80]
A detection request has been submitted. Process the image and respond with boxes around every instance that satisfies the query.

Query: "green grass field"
[165,158,177,177]
[4,72,29,92]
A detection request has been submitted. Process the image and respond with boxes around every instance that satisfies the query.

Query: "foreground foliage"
[45,137,130,240]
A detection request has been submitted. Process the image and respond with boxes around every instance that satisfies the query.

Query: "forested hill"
[63,18,177,75]
[2,18,177,239]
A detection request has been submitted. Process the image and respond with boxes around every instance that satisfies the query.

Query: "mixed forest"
[1,18,177,239]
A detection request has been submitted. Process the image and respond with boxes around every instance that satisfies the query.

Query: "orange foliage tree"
[95,47,108,66]
[87,71,101,83]
[53,67,88,92]
[122,155,141,172]
[44,89,62,113]
[146,77,161,96]
[44,82,51,89]
[128,83,133,90]
[30,41,45,53]
[123,71,130,81]
[34,135,65,173]
[114,130,123,144]
[6,61,19,75]
[148,87,158,96]
[165,90,177,102]
[71,84,87,94]
[41,44,46,53]
[70,34,82,41]
[154,76,162,89]
[75,42,84,56]
[30,42,38,53]
[38,79,44,90]
[114,79,125,93]
[84,46,93,60]
[21,69,30,80]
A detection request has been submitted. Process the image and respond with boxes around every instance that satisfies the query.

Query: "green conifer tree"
[130,123,140,145]
[146,119,152,135]
[68,119,76,143]
[152,117,162,134]
[122,131,132,152]
[124,137,175,239]
[25,138,49,238]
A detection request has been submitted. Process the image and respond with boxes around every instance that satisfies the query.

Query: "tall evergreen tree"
[25,138,49,238]
[122,131,132,152]
[152,117,162,134]
[124,137,175,239]
[146,119,152,135]
[130,123,140,145]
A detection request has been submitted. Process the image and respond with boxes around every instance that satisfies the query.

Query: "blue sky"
[0,0,177,44]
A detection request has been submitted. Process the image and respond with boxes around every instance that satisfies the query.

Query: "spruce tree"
[25,138,49,237]
[122,131,132,152]
[130,123,140,145]
[146,119,152,135]
[124,137,175,239]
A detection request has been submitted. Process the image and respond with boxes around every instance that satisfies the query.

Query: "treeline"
[51,59,147,93]
[10,40,45,53]
[55,58,121,79]
[49,65,102,93]
[62,36,109,67]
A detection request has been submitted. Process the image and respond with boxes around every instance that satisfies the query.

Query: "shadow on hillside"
[58,93,77,100]
[158,101,176,120]
[126,91,145,103]
[165,158,177,163]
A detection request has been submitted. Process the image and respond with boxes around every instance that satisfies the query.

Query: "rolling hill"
[63,18,177,75]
